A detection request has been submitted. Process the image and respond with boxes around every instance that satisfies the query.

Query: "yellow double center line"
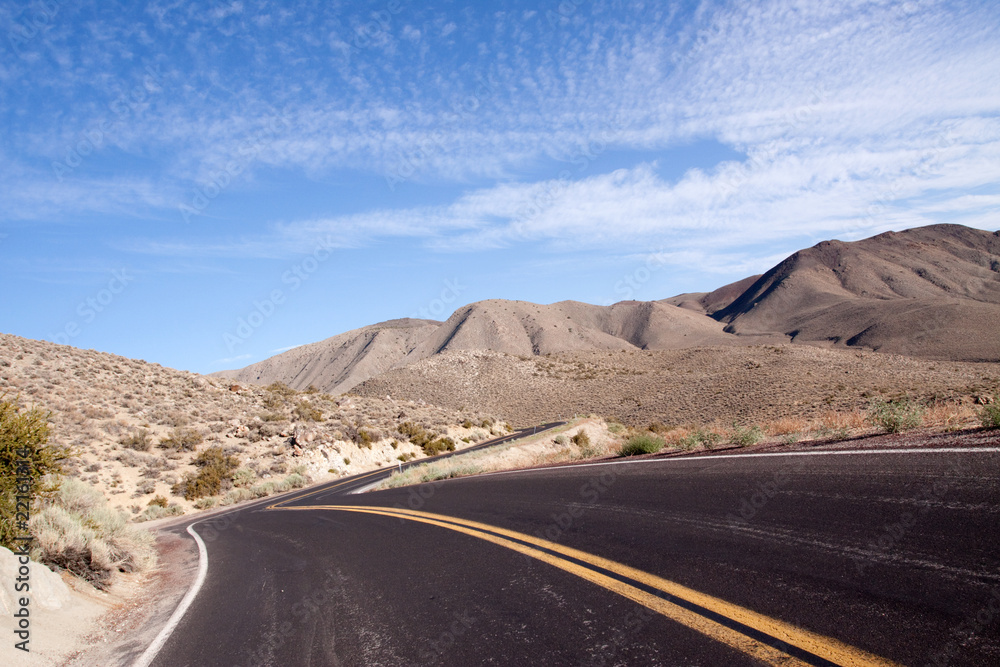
[271,503,899,667]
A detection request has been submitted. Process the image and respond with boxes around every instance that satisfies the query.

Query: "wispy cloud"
[210,353,252,367]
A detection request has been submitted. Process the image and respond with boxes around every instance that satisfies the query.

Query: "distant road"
[146,435,1000,666]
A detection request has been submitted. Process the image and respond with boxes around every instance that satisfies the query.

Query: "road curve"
[146,433,1000,666]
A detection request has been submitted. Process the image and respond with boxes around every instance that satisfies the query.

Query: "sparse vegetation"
[979,395,1000,429]
[729,424,764,447]
[677,428,722,450]
[867,397,925,433]
[618,433,665,457]
[29,478,155,589]
[571,430,590,447]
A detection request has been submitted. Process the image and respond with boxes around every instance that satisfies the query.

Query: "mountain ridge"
[215,223,1000,393]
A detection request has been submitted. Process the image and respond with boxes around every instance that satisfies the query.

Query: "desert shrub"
[171,446,239,500]
[397,421,431,447]
[138,503,184,522]
[867,398,925,433]
[357,429,374,448]
[398,452,415,462]
[120,428,152,451]
[730,424,765,447]
[423,437,456,456]
[30,478,155,589]
[554,434,568,445]
[115,449,148,468]
[266,381,297,397]
[677,428,722,450]
[159,427,204,452]
[280,473,307,491]
[232,467,257,488]
[571,430,590,447]
[193,497,218,510]
[293,401,323,422]
[220,488,254,506]
[462,419,474,429]
[619,434,665,457]
[607,422,625,434]
[148,495,169,508]
[260,412,285,422]
[980,398,1000,429]
[1,395,66,550]
[134,480,156,496]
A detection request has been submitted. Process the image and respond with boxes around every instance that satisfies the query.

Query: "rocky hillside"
[0,333,507,518]
[713,224,1000,361]
[213,318,441,394]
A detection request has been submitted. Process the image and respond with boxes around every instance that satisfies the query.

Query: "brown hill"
[714,224,1000,361]
[213,318,441,394]
[403,299,742,359]
[216,299,751,394]
[661,274,762,314]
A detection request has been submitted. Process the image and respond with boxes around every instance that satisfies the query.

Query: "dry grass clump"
[30,478,155,590]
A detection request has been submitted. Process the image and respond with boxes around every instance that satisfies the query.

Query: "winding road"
[140,427,1000,666]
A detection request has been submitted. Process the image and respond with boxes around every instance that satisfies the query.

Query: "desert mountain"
[216,299,752,393]
[219,223,1000,395]
[713,224,1000,361]
[401,299,742,359]
[214,318,441,395]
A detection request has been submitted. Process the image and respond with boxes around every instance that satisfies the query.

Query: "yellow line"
[278,504,900,667]
[266,469,385,509]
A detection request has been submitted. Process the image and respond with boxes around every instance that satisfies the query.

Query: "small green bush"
[619,434,665,457]
[398,421,431,447]
[554,434,568,445]
[423,437,456,456]
[730,424,764,447]
[979,398,1000,429]
[678,429,722,450]
[867,398,924,433]
[232,467,257,488]
[357,429,374,448]
[171,446,239,500]
[1,395,66,550]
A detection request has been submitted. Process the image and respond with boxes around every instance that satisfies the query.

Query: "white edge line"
[132,523,209,667]
[466,446,1000,481]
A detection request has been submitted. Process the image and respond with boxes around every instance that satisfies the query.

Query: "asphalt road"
[147,434,1000,666]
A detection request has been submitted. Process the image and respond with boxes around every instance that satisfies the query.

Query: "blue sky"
[1,0,998,373]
